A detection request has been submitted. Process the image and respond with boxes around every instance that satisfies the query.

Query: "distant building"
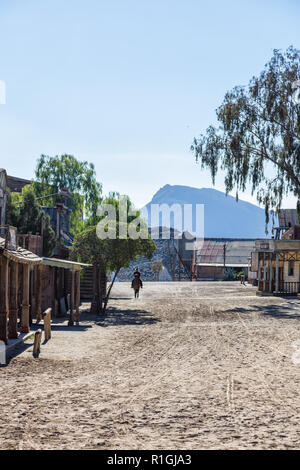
[194,238,257,281]
[42,188,73,253]
[251,209,300,296]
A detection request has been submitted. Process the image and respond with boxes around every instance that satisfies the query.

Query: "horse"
[131,277,143,298]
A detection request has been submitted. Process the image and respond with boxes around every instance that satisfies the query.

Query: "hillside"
[141,185,272,238]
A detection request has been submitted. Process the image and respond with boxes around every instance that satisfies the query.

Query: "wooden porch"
[257,250,300,296]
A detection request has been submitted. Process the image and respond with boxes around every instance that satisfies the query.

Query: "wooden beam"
[275,253,279,293]
[75,270,80,323]
[0,256,9,344]
[20,264,30,334]
[8,260,18,339]
[36,265,42,323]
[263,252,266,292]
[269,253,273,293]
[33,329,42,358]
[43,308,52,341]
[68,270,75,326]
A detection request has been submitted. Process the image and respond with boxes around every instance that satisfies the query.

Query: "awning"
[42,257,91,271]
[0,237,42,265]
[197,263,249,268]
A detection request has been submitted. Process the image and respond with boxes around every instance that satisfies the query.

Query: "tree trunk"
[297,199,300,224]
[97,264,102,314]
[90,262,98,315]
[102,269,120,315]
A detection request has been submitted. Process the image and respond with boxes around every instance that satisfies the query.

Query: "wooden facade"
[0,235,42,344]
[252,238,300,296]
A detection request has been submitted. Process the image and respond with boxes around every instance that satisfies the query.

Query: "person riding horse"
[131,267,143,298]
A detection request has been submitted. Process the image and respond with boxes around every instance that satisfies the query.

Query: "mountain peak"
[142,185,270,238]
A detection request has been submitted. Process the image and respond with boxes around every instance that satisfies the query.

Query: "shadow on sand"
[96,305,159,327]
[224,301,300,320]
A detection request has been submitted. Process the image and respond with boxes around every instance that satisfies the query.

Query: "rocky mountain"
[141,185,272,238]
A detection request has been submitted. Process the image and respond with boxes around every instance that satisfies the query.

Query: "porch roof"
[197,263,248,268]
[42,257,91,271]
[0,237,42,265]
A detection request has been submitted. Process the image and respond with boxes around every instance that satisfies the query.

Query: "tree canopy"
[71,194,156,313]
[33,154,102,234]
[6,186,56,256]
[191,46,300,224]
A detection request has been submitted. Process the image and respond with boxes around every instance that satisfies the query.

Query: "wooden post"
[269,253,273,293]
[263,252,266,292]
[91,263,98,315]
[75,270,80,323]
[43,308,52,341]
[33,329,42,357]
[50,267,56,317]
[275,253,279,293]
[0,256,9,344]
[36,265,42,323]
[68,269,75,326]
[21,264,30,334]
[8,261,19,339]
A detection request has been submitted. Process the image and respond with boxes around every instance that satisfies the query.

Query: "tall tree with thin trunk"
[71,225,156,314]
[191,46,300,225]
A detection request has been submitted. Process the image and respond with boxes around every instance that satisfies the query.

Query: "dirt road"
[1,282,300,450]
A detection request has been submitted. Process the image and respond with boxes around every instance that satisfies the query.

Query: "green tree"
[151,259,164,281]
[33,154,102,234]
[6,186,56,256]
[71,195,156,314]
[191,46,300,224]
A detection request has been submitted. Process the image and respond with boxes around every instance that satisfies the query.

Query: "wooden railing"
[278,281,300,294]
[258,280,300,295]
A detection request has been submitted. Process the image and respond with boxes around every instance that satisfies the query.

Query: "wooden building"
[252,235,300,296]
[41,257,90,323]
[0,225,91,346]
[0,229,42,344]
[251,210,300,296]
[194,238,257,281]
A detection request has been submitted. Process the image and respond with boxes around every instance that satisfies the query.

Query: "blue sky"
[0,0,299,208]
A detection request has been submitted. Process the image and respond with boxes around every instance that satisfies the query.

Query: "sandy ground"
[1,281,300,450]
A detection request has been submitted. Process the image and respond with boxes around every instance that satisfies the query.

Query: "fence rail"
[278,281,300,294]
[259,280,300,295]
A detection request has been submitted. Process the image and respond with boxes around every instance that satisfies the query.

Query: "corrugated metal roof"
[196,239,255,266]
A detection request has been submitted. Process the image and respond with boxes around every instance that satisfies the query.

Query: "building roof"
[42,257,91,271]
[196,239,256,266]
[0,237,42,265]
[278,209,298,228]
[7,175,31,193]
